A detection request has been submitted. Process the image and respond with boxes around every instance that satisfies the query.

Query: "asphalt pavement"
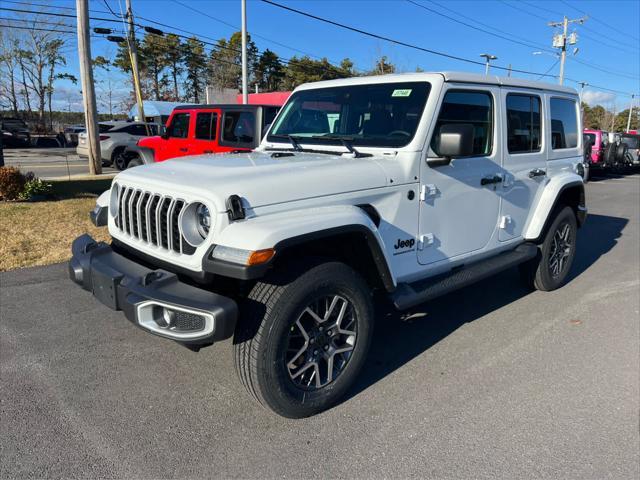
[1,174,638,479]
[2,147,117,179]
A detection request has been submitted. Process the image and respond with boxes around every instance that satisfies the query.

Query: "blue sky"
[5,0,639,112]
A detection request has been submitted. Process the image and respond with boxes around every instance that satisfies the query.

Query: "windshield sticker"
[392,89,412,97]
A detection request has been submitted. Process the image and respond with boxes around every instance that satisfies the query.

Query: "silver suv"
[77,121,159,169]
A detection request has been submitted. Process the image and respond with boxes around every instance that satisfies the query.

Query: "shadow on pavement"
[344,213,629,403]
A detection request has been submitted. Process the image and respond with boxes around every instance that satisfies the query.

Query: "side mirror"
[427,123,475,167]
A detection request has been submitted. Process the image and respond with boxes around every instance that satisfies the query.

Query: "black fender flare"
[124,145,155,164]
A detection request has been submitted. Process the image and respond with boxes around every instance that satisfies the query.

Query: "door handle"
[179,148,188,152]
[480,175,503,186]
[529,168,546,178]
[203,150,213,154]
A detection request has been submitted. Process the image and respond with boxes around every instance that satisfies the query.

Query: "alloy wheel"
[549,222,572,278]
[285,295,357,390]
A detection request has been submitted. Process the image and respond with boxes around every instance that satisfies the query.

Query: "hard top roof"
[293,71,578,95]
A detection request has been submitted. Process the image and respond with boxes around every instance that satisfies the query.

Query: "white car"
[70,72,587,418]
[76,121,159,170]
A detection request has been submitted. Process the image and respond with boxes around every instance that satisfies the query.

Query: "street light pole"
[241,0,248,104]
[480,53,497,75]
[626,94,636,133]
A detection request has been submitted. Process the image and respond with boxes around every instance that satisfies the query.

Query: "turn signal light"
[247,248,275,266]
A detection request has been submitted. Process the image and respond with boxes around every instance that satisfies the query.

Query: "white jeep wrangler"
[70,72,587,418]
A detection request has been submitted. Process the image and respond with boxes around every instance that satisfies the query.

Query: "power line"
[260,0,561,78]
[171,0,346,68]
[559,0,639,42]
[260,0,638,98]
[406,0,554,53]
[2,0,113,16]
[537,59,560,81]
[0,23,76,35]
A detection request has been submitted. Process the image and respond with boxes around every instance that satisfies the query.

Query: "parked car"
[620,133,640,167]
[123,104,281,168]
[70,72,587,418]
[583,129,609,169]
[76,121,160,169]
[1,117,31,147]
[63,124,86,147]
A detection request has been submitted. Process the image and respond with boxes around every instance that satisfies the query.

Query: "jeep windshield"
[267,82,430,149]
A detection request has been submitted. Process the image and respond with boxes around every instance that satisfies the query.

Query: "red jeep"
[124,104,281,168]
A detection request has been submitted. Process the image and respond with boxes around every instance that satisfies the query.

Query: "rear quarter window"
[550,98,578,149]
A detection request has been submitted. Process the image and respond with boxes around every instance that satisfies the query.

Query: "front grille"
[114,186,193,255]
[171,311,205,332]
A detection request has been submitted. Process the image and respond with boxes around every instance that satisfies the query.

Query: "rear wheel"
[112,149,128,170]
[520,206,577,291]
[233,261,374,418]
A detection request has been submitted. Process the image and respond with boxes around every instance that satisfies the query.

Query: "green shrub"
[19,178,53,201]
[0,167,26,200]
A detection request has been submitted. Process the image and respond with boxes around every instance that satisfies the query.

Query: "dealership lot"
[1,175,638,479]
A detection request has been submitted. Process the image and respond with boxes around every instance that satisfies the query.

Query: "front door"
[156,111,192,161]
[418,86,502,265]
[498,90,547,241]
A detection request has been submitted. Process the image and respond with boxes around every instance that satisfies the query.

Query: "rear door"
[155,110,192,161]
[498,90,547,241]
[190,109,219,155]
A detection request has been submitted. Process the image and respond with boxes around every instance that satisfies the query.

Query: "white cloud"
[582,90,616,106]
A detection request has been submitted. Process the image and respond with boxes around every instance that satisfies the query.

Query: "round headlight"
[180,202,214,247]
[196,203,211,238]
[109,183,119,217]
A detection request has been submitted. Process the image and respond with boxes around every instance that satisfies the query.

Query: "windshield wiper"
[311,135,371,158]
[287,135,303,152]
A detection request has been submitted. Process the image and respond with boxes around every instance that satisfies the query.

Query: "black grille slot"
[121,188,133,234]
[171,200,185,252]
[172,311,205,332]
[130,190,141,238]
[159,198,171,249]
[148,195,160,245]
[139,192,151,242]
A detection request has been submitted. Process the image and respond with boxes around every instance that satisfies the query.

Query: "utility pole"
[480,53,497,75]
[578,81,588,104]
[241,0,248,104]
[76,0,101,175]
[626,94,636,132]
[548,15,587,85]
[125,0,147,130]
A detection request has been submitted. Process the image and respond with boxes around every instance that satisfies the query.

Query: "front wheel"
[520,206,578,291]
[233,261,374,418]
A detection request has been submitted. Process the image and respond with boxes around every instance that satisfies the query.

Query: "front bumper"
[68,234,237,345]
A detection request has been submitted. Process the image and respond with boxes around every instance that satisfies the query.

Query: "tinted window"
[98,123,114,133]
[550,98,578,149]
[431,90,493,156]
[621,135,639,149]
[195,113,217,140]
[122,124,150,136]
[167,113,190,138]
[263,107,279,128]
[506,94,542,153]
[222,111,255,145]
[584,133,596,145]
[269,82,430,148]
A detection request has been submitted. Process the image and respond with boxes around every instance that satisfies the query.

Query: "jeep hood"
[116,150,389,209]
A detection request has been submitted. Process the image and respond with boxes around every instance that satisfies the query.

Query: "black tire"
[233,261,374,418]
[127,156,143,169]
[112,149,128,170]
[604,143,616,166]
[615,143,627,163]
[520,206,577,291]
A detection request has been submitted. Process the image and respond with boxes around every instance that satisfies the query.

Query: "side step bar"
[391,243,539,310]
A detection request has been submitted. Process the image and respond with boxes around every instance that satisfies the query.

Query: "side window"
[550,98,578,149]
[506,94,542,153]
[195,112,217,140]
[222,111,255,145]
[166,113,190,138]
[430,90,493,157]
[130,124,150,136]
